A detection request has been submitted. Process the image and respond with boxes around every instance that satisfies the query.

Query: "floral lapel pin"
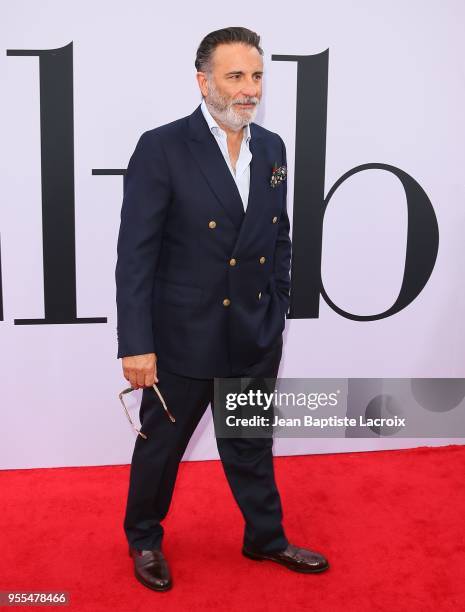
[270,161,287,188]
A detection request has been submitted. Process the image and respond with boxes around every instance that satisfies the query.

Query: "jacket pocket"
[153,278,203,307]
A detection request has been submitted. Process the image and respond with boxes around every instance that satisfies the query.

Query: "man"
[115,26,329,591]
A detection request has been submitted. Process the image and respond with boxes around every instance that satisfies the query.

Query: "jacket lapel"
[187,105,245,230]
[233,128,268,253]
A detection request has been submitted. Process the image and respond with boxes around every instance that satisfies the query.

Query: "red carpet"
[1,445,464,611]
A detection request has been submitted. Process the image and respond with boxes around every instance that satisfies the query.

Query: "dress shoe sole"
[242,548,329,573]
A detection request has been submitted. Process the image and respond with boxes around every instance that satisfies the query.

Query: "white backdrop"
[1,0,464,469]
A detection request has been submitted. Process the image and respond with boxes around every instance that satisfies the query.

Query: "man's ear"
[196,72,209,98]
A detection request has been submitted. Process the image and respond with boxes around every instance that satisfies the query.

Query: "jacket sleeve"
[273,136,292,315]
[115,131,171,358]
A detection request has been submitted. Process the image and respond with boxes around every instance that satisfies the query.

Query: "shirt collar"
[200,98,251,144]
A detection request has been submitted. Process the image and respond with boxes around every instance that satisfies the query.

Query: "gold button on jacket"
[229,258,237,266]
[208,220,217,229]
[272,216,278,224]
[223,298,231,307]
[259,256,266,264]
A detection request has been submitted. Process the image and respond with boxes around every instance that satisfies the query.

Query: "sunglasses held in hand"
[118,383,176,439]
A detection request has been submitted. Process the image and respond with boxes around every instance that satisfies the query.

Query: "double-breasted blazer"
[115,103,291,378]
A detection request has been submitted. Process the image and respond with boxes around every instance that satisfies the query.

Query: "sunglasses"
[118,383,176,439]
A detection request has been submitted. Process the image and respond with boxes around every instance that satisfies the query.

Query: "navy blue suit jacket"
[115,104,291,378]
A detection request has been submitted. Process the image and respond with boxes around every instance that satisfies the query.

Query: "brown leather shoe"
[128,546,172,591]
[242,543,329,573]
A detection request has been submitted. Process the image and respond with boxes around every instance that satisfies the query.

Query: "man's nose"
[241,79,260,98]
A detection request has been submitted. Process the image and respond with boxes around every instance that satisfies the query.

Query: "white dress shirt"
[200,99,252,212]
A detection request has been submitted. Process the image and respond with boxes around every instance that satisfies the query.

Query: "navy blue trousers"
[123,337,288,554]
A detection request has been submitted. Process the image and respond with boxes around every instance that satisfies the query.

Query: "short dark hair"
[195,27,263,72]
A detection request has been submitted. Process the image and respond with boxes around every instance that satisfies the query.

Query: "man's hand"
[122,353,158,389]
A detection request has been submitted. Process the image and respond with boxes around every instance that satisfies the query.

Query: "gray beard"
[204,79,259,131]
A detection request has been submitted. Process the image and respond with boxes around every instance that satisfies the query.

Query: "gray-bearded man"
[116,26,329,591]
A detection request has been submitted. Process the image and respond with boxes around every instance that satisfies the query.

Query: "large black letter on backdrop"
[272,50,439,321]
[6,42,106,325]
[322,164,439,321]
